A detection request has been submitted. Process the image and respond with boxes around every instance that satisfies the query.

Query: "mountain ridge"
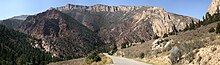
[18,9,107,59]
[55,4,153,12]
[53,4,199,46]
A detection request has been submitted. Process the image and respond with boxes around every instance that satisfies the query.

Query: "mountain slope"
[18,9,106,59]
[55,4,199,46]
[115,1,220,64]
[0,15,29,29]
[0,25,52,65]
[0,19,24,29]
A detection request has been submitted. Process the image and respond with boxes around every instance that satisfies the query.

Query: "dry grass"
[48,53,113,65]
[117,21,220,65]
[49,21,220,65]
[48,58,85,65]
[116,40,154,58]
[84,54,113,65]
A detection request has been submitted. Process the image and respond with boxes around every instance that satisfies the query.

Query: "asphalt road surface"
[103,53,152,65]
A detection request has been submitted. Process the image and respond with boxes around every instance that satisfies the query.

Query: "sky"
[0,0,212,20]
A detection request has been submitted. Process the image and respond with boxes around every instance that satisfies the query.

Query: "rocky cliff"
[208,0,220,15]
[55,4,199,45]
[17,4,199,59]
[18,9,105,59]
[56,4,143,12]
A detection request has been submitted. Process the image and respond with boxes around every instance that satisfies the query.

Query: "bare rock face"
[208,0,220,15]
[56,4,143,12]
[15,4,200,59]
[55,4,199,45]
[11,15,29,20]
[18,9,105,58]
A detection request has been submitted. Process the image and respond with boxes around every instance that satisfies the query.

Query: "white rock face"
[42,40,50,52]
[208,0,220,15]
[56,4,144,12]
[11,15,29,20]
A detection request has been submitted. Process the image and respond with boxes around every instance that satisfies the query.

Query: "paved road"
[103,53,152,65]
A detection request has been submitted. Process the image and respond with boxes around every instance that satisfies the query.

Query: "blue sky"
[0,0,211,20]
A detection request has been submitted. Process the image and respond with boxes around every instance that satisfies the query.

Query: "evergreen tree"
[216,23,220,33]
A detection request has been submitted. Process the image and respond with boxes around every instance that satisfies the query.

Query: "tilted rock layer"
[19,9,105,58]
[18,4,199,58]
[55,4,199,44]
[208,0,220,15]
[56,4,143,12]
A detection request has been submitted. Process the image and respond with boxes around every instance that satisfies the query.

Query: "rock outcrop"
[17,4,199,59]
[152,38,174,50]
[208,0,220,15]
[55,4,199,45]
[56,4,143,12]
[10,15,29,20]
[18,9,105,58]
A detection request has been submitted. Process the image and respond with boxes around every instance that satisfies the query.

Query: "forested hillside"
[0,25,52,65]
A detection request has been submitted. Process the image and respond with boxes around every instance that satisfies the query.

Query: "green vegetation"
[168,32,176,35]
[139,53,145,59]
[163,33,169,38]
[183,22,198,31]
[0,25,52,65]
[140,39,145,43]
[153,34,160,39]
[207,23,220,33]
[216,23,220,33]
[173,40,204,64]
[121,42,129,49]
[182,11,220,32]
[209,27,215,33]
[0,19,23,29]
[85,52,101,64]
[108,44,117,55]
[202,12,220,25]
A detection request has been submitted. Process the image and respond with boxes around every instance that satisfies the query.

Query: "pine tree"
[216,23,220,33]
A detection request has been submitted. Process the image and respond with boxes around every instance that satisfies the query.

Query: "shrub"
[153,34,160,39]
[183,25,190,31]
[108,44,117,55]
[85,52,101,64]
[202,12,220,26]
[168,32,176,35]
[121,42,129,49]
[184,51,196,63]
[163,33,168,38]
[139,53,145,59]
[208,27,215,33]
[141,39,145,43]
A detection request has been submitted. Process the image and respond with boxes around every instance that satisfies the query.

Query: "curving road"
[103,53,152,65]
